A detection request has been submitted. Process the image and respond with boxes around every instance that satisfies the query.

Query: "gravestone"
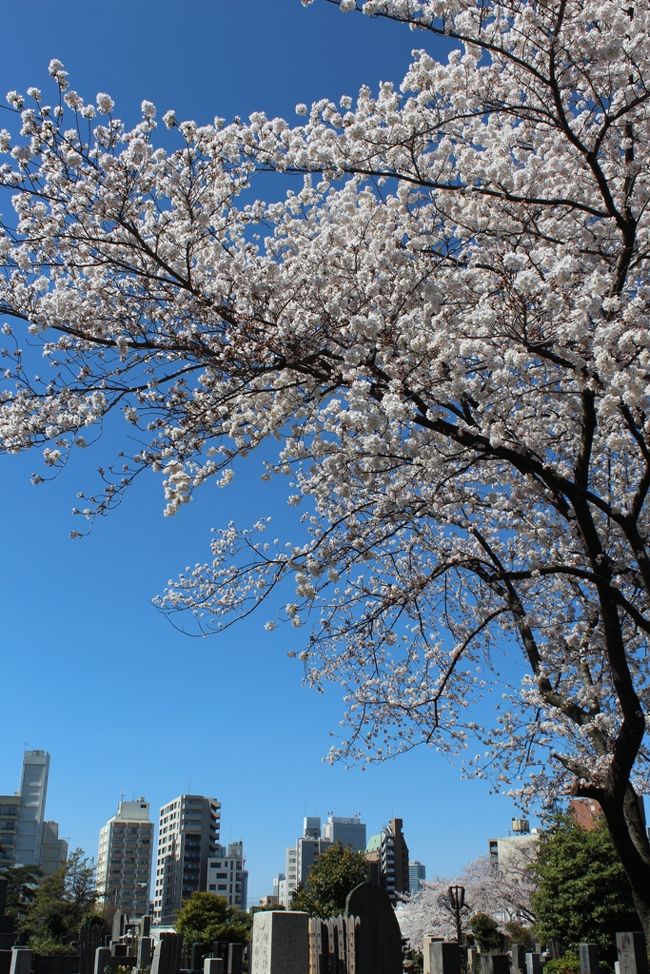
[226,944,243,974]
[526,953,542,974]
[112,914,127,943]
[511,946,527,973]
[251,911,308,974]
[94,946,111,974]
[204,962,223,974]
[467,947,479,973]
[479,956,509,974]
[151,933,183,974]
[616,933,648,974]
[423,938,445,974]
[190,945,203,973]
[346,882,402,974]
[9,949,31,974]
[580,944,600,974]
[136,937,153,971]
[429,942,459,974]
[142,918,151,938]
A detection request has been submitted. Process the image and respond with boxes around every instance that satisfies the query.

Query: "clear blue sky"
[0,0,531,905]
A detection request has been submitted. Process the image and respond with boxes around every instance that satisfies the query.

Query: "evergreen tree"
[532,817,638,964]
[175,892,250,946]
[289,843,369,918]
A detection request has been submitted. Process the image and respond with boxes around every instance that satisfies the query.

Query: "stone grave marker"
[616,933,648,974]
[511,946,527,973]
[580,944,600,974]
[226,944,243,974]
[9,949,31,974]
[94,946,111,974]
[251,911,308,974]
[423,937,444,974]
[346,881,402,974]
[136,937,153,971]
[526,953,542,974]
[429,942,459,974]
[479,955,510,974]
[151,933,183,974]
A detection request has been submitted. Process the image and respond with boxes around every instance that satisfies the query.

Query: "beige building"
[96,798,153,916]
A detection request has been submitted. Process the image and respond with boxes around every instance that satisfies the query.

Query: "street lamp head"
[448,885,465,910]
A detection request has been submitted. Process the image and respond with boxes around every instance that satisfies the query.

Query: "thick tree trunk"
[599,790,650,948]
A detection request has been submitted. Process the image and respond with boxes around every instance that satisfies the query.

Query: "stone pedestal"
[251,911,308,974]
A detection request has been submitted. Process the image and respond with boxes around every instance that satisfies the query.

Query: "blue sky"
[0,0,531,905]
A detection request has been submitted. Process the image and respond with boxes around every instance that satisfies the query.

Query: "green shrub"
[544,952,580,974]
[28,935,77,955]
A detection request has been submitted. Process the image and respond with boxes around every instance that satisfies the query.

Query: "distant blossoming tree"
[397,854,535,949]
[1,0,650,936]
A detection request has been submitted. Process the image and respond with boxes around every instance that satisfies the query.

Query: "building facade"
[321,816,366,852]
[366,818,409,904]
[488,819,540,883]
[96,798,153,916]
[408,860,426,894]
[277,813,368,907]
[153,795,221,924]
[0,751,67,875]
[279,817,332,907]
[206,841,248,911]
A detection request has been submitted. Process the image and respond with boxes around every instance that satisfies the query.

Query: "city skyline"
[0,746,525,906]
[1,0,532,906]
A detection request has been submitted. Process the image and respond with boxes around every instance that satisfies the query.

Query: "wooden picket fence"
[308,915,361,974]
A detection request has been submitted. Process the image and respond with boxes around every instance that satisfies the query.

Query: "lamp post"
[448,884,465,945]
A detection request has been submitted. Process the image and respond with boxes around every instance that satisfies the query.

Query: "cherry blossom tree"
[1,0,650,936]
[397,854,535,949]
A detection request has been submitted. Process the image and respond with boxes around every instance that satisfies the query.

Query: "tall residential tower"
[153,795,221,924]
[96,798,153,916]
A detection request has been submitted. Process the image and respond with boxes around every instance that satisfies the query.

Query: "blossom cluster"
[1,1,649,816]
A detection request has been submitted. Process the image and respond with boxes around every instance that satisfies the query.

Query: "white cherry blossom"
[1,0,650,938]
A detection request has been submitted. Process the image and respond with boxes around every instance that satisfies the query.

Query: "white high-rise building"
[153,795,221,925]
[0,750,67,875]
[14,750,49,868]
[96,798,153,916]
[206,841,248,910]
